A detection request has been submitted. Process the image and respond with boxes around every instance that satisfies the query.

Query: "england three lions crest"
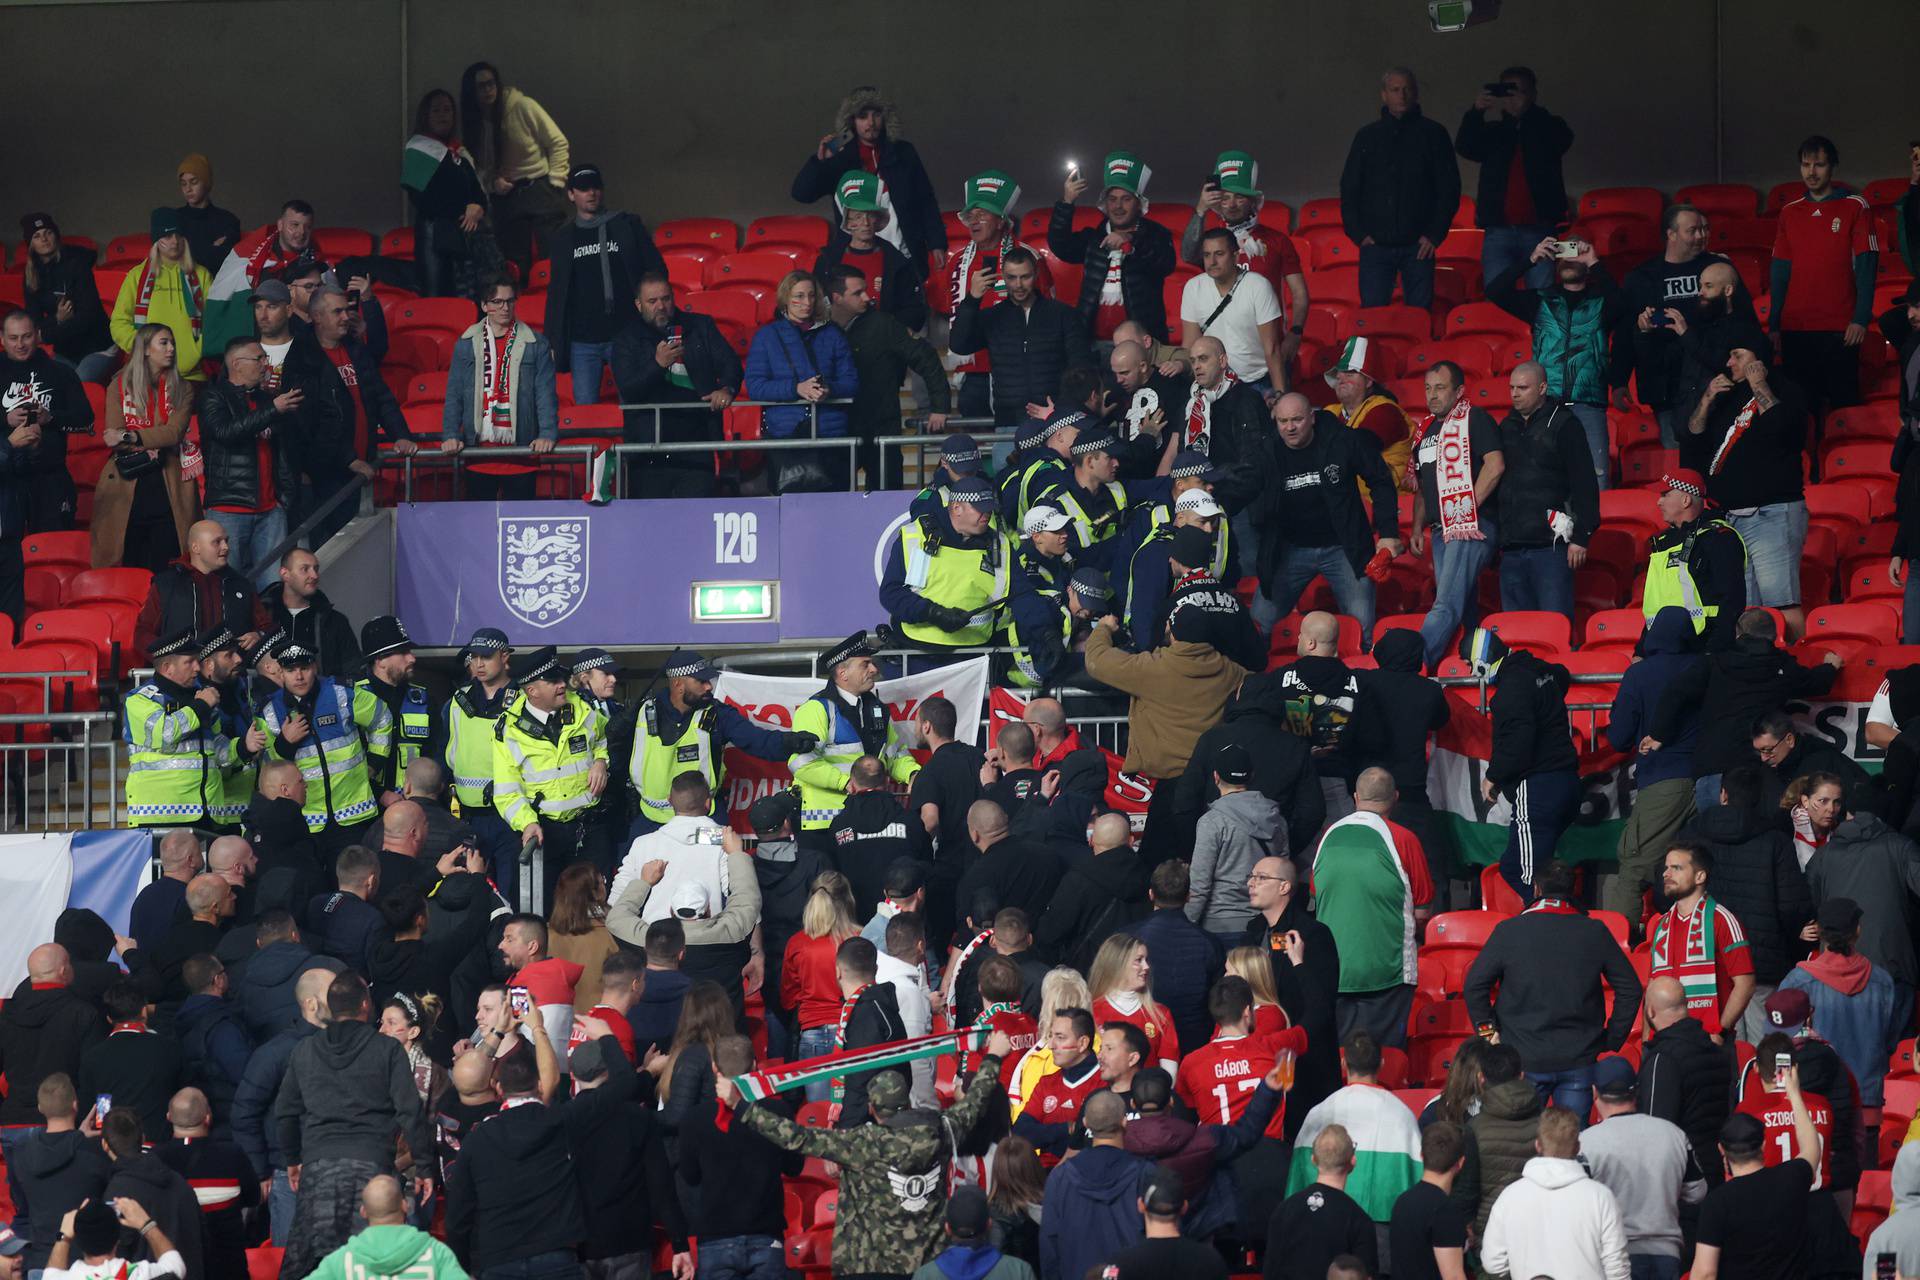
[499,517,588,628]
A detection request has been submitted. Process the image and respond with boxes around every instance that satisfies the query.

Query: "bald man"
[1636,974,1734,1186]
[1614,205,1747,445]
[401,758,462,864]
[133,518,268,657]
[1175,335,1271,523]
[1256,390,1401,641]
[129,829,203,953]
[1035,811,1149,968]
[206,836,258,923]
[956,798,1061,926]
[0,943,105,1230]
[231,965,334,1242]
[375,800,435,895]
[127,873,236,1001]
[1494,360,1600,620]
[157,1085,259,1278]
[307,1174,465,1280]
[1021,696,1080,771]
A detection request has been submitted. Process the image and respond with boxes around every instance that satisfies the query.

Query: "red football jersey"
[1092,996,1181,1067]
[1737,1087,1835,1189]
[966,1008,1039,1089]
[1176,1027,1308,1139]
[1771,192,1877,332]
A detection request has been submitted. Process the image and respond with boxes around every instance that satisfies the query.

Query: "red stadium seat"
[1296,197,1343,229]
[704,281,775,325]
[1583,608,1646,653]
[705,251,800,291]
[380,228,415,258]
[403,371,450,407]
[1578,187,1664,223]
[1304,267,1360,309]
[24,567,64,613]
[401,404,444,439]
[1893,1037,1919,1080]
[316,227,375,259]
[1803,484,1868,541]
[1145,202,1196,235]
[1862,646,1920,671]
[1410,997,1474,1039]
[1393,1088,1441,1116]
[1764,182,1808,214]
[1675,183,1761,219]
[1569,214,1659,260]
[1452,196,1477,228]
[1296,225,1358,270]
[1483,610,1573,656]
[1590,910,1632,948]
[64,567,150,608]
[18,609,113,678]
[1706,216,1775,255]
[681,292,756,352]
[1480,865,1527,915]
[1404,337,1496,380]
[1826,401,1902,445]
[1407,1035,1469,1087]
[1426,910,1505,950]
[390,298,476,334]
[745,215,830,251]
[1806,603,1899,646]
[1446,302,1529,342]
[1847,566,1904,604]
[656,218,740,250]
[386,330,453,374]
[1853,1170,1893,1244]
[1865,177,1913,208]
[22,531,90,570]
[1348,304,1431,345]
[664,256,707,293]
[103,234,151,268]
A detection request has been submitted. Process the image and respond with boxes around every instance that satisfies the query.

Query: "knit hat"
[18,213,56,239]
[1325,336,1380,388]
[1718,318,1773,368]
[1101,151,1151,199]
[1167,525,1215,572]
[834,172,892,230]
[150,206,183,240]
[1459,627,1509,679]
[1211,150,1261,198]
[961,170,1021,220]
[178,153,213,186]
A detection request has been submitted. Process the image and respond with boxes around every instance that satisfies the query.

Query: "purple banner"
[394,492,913,647]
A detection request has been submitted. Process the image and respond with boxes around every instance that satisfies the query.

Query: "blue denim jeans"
[481,1249,585,1280]
[1229,510,1281,630]
[1726,501,1808,608]
[209,506,289,590]
[269,1167,295,1244]
[795,1024,837,1101]
[1629,1254,1681,1280]
[1526,1063,1595,1121]
[1482,225,1556,291]
[1358,243,1436,309]
[1420,520,1496,671]
[1499,545,1575,619]
[1267,543,1376,646]
[569,341,617,405]
[1567,402,1612,489]
[695,1234,790,1280]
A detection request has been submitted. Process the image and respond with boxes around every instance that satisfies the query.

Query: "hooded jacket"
[0,983,106,1125]
[1036,845,1151,971]
[1038,1142,1153,1280]
[1605,606,1701,785]
[1356,629,1451,795]
[1339,105,1461,248]
[231,1018,318,1177]
[272,1018,430,1169]
[54,908,122,1014]
[1468,1078,1546,1236]
[1084,627,1247,780]
[788,91,945,268]
[1779,952,1905,1108]
[1807,812,1920,987]
[1177,674,1327,852]
[0,347,85,531]
[1188,789,1284,934]
[1864,1141,1920,1279]
[21,242,113,360]
[1486,649,1578,793]
[1479,1155,1630,1280]
[262,582,363,679]
[1650,633,1839,776]
[1464,906,1643,1073]
[307,1224,466,1280]
[11,1128,112,1266]
[234,940,341,1040]
[1682,802,1812,984]
[106,1150,207,1280]
[176,993,254,1137]
[1637,1014,1732,1186]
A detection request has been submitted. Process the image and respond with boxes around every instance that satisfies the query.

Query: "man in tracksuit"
[1463,628,1581,902]
[1493,361,1600,621]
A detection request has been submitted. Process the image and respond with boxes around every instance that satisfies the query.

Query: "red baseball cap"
[1660,468,1707,499]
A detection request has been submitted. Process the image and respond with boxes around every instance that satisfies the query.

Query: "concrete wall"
[9,0,1919,245]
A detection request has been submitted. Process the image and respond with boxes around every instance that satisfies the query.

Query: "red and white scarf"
[134,260,204,339]
[1225,215,1269,271]
[242,232,312,290]
[943,926,995,1006]
[1184,370,1241,457]
[1709,396,1761,475]
[121,373,196,480]
[478,324,518,446]
[1097,227,1129,303]
[1411,396,1483,541]
[952,226,1018,313]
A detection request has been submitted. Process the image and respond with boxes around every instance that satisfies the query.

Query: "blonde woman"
[743,270,858,491]
[1088,932,1180,1070]
[110,210,214,379]
[93,323,199,570]
[780,869,859,1099]
[1226,945,1292,1038]
[1008,966,1091,1118]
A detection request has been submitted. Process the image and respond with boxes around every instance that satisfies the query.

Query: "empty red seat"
[1296,197,1343,229]
[1807,602,1899,646]
[390,298,476,334]
[1584,607,1647,653]
[1304,267,1360,309]
[386,330,453,373]
[316,227,375,259]
[1407,1035,1469,1087]
[1675,183,1760,219]
[19,609,113,677]
[64,567,150,607]
[1852,1169,1893,1244]
[22,531,90,570]
[403,371,450,407]
[1483,610,1574,656]
[745,215,830,251]
[1427,910,1505,950]
[380,228,415,258]
[656,218,740,250]
[1404,336,1496,380]
[704,251,801,291]
[24,567,64,613]
[1348,304,1431,344]
[1446,302,1529,342]
[1863,646,1920,671]
[1570,214,1659,260]
[1826,401,1902,444]
[1144,202,1196,236]
[1296,225,1358,270]
[1578,187,1664,223]
[704,281,774,325]
[103,234,152,267]
[1764,181,1806,214]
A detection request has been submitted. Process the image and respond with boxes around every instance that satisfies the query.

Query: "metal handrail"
[261,473,372,566]
[0,710,123,832]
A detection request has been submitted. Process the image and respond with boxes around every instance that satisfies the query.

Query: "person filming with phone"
[608,770,739,924]
[1455,67,1575,290]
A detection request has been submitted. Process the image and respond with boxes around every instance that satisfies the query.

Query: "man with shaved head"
[1494,359,1600,620]
[1252,390,1401,642]
[133,517,268,657]
[0,943,104,1236]
[1182,228,1285,392]
[1021,696,1080,772]
[126,873,236,1001]
[157,1085,259,1277]
[1175,334,1271,521]
[232,965,333,1242]
[374,799,433,896]
[1637,975,1734,1187]
[1037,811,1151,970]
[307,1173,464,1280]
[1615,203,1746,446]
[1104,337,1188,476]
[130,829,203,954]
[206,835,258,925]
[956,798,1062,927]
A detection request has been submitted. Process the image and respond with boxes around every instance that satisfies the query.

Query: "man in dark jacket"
[1487,246,1626,490]
[827,263,950,488]
[198,338,304,590]
[789,85,945,271]
[609,272,741,498]
[1605,606,1706,921]
[1125,860,1225,1057]
[231,910,341,1040]
[1650,606,1841,813]
[78,981,186,1146]
[230,966,330,1244]
[563,1033,688,1274]
[1685,765,1815,1044]
[1494,362,1601,617]
[950,248,1094,427]
[1177,671,1326,854]
[0,943,106,1234]
[832,937,908,1129]
[10,1072,112,1270]
[273,973,430,1280]
[155,1086,259,1280]
[1181,337,1273,519]
[1,307,88,533]
[1465,628,1580,902]
[293,286,411,546]
[245,783,323,926]
[1340,66,1461,308]
[1807,807,1920,996]
[1752,708,1875,814]
[1245,855,1341,1137]
[1049,152,1177,344]
[133,520,269,657]
[1256,392,1402,640]
[1638,975,1734,1186]
[174,955,253,1141]
[826,761,922,918]
[1036,812,1151,971]
[1612,209,1749,444]
[1464,860,1643,1116]
[541,164,665,395]
[1357,629,1454,890]
[100,1107,205,1280]
[263,547,361,678]
[954,801,1062,929]
[1454,67,1574,289]
[1464,1044,1545,1238]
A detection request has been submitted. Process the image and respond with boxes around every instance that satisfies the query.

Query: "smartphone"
[509,987,532,1017]
[669,325,685,346]
[1772,1051,1793,1088]
[1549,240,1584,260]
[741,833,759,852]
[1648,311,1671,328]
[1877,1253,1898,1280]
[1484,82,1515,96]
[825,131,851,156]
[345,288,360,306]
[94,1094,112,1123]
[981,256,999,274]
[695,826,726,846]
[1202,180,1221,194]
[1064,159,1081,180]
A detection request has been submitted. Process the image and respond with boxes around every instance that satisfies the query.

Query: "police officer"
[1006,565,1112,689]
[125,625,237,831]
[254,638,392,857]
[493,645,612,913]
[1034,425,1170,571]
[1645,467,1748,653]
[195,626,267,832]
[879,475,1015,652]
[789,631,921,852]
[444,627,521,905]
[624,649,808,840]
[357,616,446,804]
[1121,488,1233,651]
[997,406,1084,530]
[909,433,996,520]
[571,647,631,846]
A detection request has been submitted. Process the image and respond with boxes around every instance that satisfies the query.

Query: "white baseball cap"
[1175,490,1224,518]
[1022,505,1071,536]
[671,882,711,919]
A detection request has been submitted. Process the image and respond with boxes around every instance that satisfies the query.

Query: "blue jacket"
[1606,606,1701,787]
[231,1019,316,1176]
[743,319,858,439]
[177,993,255,1136]
[1779,959,1906,1108]
[1037,1142,1152,1280]
[233,940,342,1042]
[307,889,383,972]
[440,322,560,446]
[1124,908,1225,1063]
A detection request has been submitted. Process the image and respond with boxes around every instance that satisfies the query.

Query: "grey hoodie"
[1863,1141,1920,1279]
[1186,788,1284,934]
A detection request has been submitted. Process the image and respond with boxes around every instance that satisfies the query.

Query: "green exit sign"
[692,581,778,623]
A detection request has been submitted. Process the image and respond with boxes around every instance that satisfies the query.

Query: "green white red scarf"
[731,1025,990,1103]
[953,226,1018,311]
[830,981,873,1104]
[1651,896,1723,1023]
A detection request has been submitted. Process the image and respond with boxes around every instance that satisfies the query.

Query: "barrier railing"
[0,712,124,832]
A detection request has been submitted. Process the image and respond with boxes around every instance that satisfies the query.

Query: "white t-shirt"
[1181,269,1282,382]
[1869,679,1896,731]
[261,338,294,369]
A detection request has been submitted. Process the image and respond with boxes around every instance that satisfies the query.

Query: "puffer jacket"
[1467,1077,1545,1235]
[1356,629,1452,795]
[743,317,859,440]
[1488,262,1626,406]
[787,98,944,268]
[1046,209,1176,338]
[1807,812,1920,987]
[198,372,302,511]
[948,294,1094,428]
[1681,802,1812,984]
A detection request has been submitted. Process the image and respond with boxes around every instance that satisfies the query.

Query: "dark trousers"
[467,469,539,501]
[466,806,521,910]
[1358,242,1436,308]
[481,1249,586,1280]
[1500,767,1582,900]
[627,458,716,499]
[535,812,614,914]
[0,535,23,630]
[492,180,570,285]
[1138,779,1188,870]
[770,445,853,493]
[1780,329,1861,417]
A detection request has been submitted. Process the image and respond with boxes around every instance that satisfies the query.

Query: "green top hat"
[1101,151,1151,198]
[1212,150,1261,197]
[962,170,1021,220]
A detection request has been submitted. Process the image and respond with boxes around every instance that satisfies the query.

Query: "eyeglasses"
[482,296,515,308]
[1247,873,1287,884]
[1753,737,1790,761]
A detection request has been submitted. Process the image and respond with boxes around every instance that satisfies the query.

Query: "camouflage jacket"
[738,1056,1006,1276]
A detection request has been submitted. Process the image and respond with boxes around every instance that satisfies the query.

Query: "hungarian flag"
[585,448,617,505]
[403,135,450,194]
[203,226,275,356]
